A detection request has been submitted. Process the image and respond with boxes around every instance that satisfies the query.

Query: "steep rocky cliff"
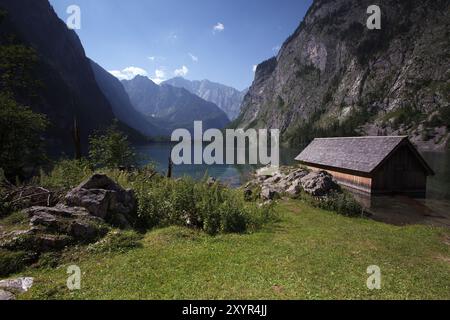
[90,60,168,137]
[163,77,245,121]
[0,0,144,150]
[235,0,450,150]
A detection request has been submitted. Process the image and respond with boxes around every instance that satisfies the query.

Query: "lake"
[135,142,299,187]
[136,143,450,227]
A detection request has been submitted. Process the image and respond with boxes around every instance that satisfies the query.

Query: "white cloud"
[151,68,166,84]
[174,65,189,77]
[213,22,225,33]
[272,45,281,53]
[252,65,258,72]
[109,66,148,81]
[148,56,166,63]
[188,53,198,62]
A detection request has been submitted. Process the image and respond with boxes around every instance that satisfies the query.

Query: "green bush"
[89,122,137,169]
[135,176,275,235]
[38,159,93,190]
[299,190,363,217]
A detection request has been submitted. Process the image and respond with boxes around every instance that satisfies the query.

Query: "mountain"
[122,76,230,132]
[163,77,245,121]
[89,60,168,137]
[0,0,145,149]
[234,0,450,150]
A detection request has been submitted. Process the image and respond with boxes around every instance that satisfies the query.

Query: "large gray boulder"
[0,289,15,300]
[261,186,280,201]
[0,277,34,300]
[286,179,302,196]
[300,171,339,197]
[65,174,137,224]
[1,205,108,252]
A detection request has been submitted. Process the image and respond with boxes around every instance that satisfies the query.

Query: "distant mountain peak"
[122,76,230,133]
[163,78,245,120]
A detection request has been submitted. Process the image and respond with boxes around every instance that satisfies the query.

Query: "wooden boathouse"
[295,136,435,196]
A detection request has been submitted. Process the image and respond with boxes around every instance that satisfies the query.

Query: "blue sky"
[49,0,312,90]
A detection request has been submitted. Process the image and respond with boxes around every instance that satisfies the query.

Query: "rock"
[0,230,70,252]
[26,205,90,219]
[264,174,283,185]
[0,289,15,300]
[286,180,302,196]
[34,234,72,251]
[261,187,279,201]
[276,180,291,190]
[2,205,108,252]
[0,277,34,294]
[27,205,102,230]
[65,188,111,219]
[206,177,217,187]
[300,171,339,197]
[69,220,107,242]
[286,169,309,182]
[65,174,137,222]
[76,174,122,191]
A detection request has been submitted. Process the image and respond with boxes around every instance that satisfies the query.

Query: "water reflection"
[354,150,450,228]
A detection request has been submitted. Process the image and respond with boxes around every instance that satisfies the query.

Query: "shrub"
[135,176,275,235]
[300,190,363,217]
[38,159,93,190]
[89,122,137,169]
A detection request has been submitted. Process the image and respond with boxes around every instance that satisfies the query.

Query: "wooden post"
[71,117,82,160]
[167,156,173,178]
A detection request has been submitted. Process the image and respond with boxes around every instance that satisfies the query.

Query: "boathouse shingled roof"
[295,136,434,175]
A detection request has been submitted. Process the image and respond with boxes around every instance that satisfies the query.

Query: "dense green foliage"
[88,123,138,169]
[134,176,274,235]
[0,12,48,181]
[0,44,40,97]
[38,159,92,190]
[0,93,48,180]
[37,160,276,236]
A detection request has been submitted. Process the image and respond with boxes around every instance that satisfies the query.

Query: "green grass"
[14,200,450,300]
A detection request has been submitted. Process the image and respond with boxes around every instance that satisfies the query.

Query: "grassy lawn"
[17,200,450,300]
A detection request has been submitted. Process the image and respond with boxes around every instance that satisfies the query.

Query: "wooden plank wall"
[307,166,372,193]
